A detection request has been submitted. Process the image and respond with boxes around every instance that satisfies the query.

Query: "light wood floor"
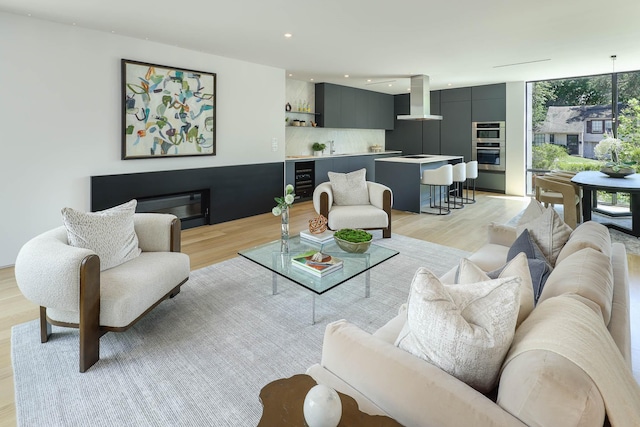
[1,192,638,426]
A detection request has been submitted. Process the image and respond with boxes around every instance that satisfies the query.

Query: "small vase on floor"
[281,206,290,254]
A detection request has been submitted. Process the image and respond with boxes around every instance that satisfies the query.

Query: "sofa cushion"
[556,221,612,265]
[537,247,614,325]
[516,207,572,266]
[466,243,510,272]
[61,199,141,271]
[328,168,370,206]
[498,350,605,427]
[457,253,534,328]
[395,268,520,393]
[507,229,553,304]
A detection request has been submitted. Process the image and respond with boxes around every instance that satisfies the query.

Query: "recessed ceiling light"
[388,84,393,87]
[27,13,32,17]
[310,78,314,81]
[367,79,372,82]
[288,73,293,77]
[344,74,349,78]
[448,83,452,86]
[72,22,76,26]
[407,88,411,91]
[284,33,293,38]
[111,30,115,33]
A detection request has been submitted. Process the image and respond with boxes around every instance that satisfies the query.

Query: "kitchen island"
[375,155,464,213]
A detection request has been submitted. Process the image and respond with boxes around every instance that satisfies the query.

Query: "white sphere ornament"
[303,384,342,427]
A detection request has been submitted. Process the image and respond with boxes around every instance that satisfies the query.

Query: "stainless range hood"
[397,75,443,121]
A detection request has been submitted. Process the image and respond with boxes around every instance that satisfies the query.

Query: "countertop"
[375,154,463,164]
[285,150,401,161]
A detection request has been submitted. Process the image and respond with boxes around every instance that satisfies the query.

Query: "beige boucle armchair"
[313,181,393,238]
[15,213,190,372]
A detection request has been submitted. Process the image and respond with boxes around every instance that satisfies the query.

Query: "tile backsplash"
[285,78,385,156]
[285,127,385,156]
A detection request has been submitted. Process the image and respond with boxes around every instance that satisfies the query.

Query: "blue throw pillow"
[500,229,553,304]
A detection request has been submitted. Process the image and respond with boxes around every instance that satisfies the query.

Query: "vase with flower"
[272,184,296,253]
[596,135,636,178]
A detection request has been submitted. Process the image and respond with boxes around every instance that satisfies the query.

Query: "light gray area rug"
[12,234,469,427]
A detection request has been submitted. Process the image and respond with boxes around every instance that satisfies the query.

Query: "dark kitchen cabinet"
[422,90,441,154]
[385,94,422,154]
[440,92,472,161]
[472,84,506,122]
[315,83,394,130]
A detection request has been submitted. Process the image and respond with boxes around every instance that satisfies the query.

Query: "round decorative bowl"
[333,236,372,253]
[600,166,635,178]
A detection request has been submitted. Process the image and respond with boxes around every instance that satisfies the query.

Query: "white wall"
[505,81,526,196]
[0,12,285,267]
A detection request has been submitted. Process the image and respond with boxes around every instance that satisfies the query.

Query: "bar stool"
[463,160,478,204]
[421,164,453,215]
[450,162,466,209]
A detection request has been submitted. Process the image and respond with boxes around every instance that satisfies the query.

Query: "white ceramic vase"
[303,384,342,427]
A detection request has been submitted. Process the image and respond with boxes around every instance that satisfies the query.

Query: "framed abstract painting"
[121,59,216,159]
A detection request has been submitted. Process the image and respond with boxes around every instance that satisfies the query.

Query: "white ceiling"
[3,0,640,94]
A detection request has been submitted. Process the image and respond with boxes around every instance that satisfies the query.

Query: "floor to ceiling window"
[526,70,640,211]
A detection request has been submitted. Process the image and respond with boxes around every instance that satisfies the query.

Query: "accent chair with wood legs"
[15,213,190,372]
[313,181,393,238]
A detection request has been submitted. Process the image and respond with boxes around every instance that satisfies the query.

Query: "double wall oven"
[472,121,505,171]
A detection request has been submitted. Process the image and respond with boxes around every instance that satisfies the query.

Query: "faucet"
[329,140,335,155]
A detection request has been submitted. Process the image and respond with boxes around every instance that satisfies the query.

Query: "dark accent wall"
[91,163,284,227]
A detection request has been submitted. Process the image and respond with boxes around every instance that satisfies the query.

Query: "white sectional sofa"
[307,219,635,426]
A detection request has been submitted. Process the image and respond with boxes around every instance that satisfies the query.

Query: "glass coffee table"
[238,236,399,324]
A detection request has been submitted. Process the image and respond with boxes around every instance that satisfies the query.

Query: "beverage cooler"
[294,161,315,200]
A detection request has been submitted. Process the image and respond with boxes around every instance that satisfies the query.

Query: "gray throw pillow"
[328,168,369,206]
[503,229,553,304]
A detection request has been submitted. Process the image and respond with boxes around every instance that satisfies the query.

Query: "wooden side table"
[258,374,402,426]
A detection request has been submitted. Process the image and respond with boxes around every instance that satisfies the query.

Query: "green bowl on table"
[333,229,373,253]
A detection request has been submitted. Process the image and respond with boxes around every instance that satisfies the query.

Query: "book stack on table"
[291,250,343,277]
[299,230,335,245]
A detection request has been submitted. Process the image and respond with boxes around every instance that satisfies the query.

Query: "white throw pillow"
[516,207,572,266]
[517,199,545,226]
[61,199,141,271]
[328,168,369,206]
[395,267,521,393]
[456,253,535,328]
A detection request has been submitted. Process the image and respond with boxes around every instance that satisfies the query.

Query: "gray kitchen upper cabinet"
[440,87,472,103]
[315,83,393,130]
[340,86,357,128]
[471,84,506,121]
[316,84,341,128]
[422,90,441,154]
[440,98,472,161]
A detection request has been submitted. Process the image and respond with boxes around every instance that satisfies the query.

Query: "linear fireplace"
[91,164,283,230]
[136,190,209,229]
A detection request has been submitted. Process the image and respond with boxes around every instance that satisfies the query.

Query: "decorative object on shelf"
[370,144,383,153]
[595,135,637,178]
[308,215,328,234]
[272,184,296,253]
[312,142,326,157]
[311,121,318,127]
[303,384,342,427]
[333,228,373,253]
[122,59,216,159]
[285,102,292,112]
